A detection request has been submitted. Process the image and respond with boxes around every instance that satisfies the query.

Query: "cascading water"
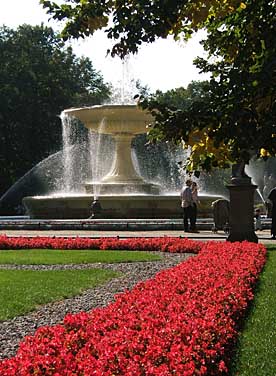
[88,122,115,197]
[60,105,185,197]
[246,158,276,205]
[60,112,109,196]
[61,112,77,193]
[88,129,103,197]
[0,150,64,215]
[132,137,185,193]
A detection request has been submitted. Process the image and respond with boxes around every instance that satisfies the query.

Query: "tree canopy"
[40,0,276,172]
[0,24,110,195]
[40,0,250,57]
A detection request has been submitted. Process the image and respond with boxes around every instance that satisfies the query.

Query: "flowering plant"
[0,235,201,253]
[0,239,266,375]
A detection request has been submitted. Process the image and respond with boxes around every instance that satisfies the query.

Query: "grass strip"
[0,249,161,265]
[230,249,276,375]
[0,269,119,321]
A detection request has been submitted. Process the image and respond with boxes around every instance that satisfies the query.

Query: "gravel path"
[0,252,191,360]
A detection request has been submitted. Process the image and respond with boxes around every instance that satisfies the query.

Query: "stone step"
[0,217,272,231]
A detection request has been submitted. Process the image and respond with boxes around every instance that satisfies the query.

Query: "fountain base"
[23,194,223,220]
[85,182,160,195]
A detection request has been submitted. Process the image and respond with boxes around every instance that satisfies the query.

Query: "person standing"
[180,179,193,232]
[254,208,262,231]
[191,181,199,233]
[268,187,276,239]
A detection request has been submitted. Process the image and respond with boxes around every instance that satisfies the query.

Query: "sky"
[0,0,209,92]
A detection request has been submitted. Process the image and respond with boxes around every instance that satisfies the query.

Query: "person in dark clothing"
[268,187,276,239]
[180,179,193,232]
[190,181,199,233]
[89,198,102,219]
[254,208,262,231]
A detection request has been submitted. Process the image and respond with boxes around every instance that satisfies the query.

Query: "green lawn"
[0,249,161,321]
[230,247,276,375]
[0,268,119,321]
[0,249,161,264]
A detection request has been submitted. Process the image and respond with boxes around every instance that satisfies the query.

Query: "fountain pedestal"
[84,133,159,194]
[64,104,160,195]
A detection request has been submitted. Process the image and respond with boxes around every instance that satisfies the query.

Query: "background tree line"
[0,24,111,197]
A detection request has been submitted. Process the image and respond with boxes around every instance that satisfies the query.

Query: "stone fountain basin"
[23,194,224,220]
[64,104,153,134]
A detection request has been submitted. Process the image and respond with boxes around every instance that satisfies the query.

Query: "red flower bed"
[0,235,201,254]
[0,240,266,375]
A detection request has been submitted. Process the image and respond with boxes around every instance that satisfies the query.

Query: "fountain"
[22,104,223,219]
[65,105,160,195]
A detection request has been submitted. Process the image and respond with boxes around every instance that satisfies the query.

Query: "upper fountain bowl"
[64,104,154,135]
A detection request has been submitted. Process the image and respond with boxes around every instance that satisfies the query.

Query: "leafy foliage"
[193,0,276,169]
[40,0,276,171]
[140,0,276,170]
[140,81,233,171]
[0,24,110,195]
[39,0,241,57]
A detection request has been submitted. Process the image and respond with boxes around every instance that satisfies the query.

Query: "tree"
[40,0,276,171]
[143,82,232,176]
[142,81,231,192]
[0,24,110,195]
[39,0,241,57]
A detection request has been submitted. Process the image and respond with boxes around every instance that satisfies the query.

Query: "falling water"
[131,149,142,177]
[61,112,76,193]
[256,188,266,204]
[60,113,81,194]
[60,112,90,194]
[88,119,114,197]
[132,135,186,193]
[60,108,215,197]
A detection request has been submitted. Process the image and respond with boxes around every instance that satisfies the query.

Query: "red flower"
[0,237,266,375]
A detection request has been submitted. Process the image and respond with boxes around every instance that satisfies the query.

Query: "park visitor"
[254,208,262,231]
[191,181,199,233]
[180,179,193,232]
[268,187,276,239]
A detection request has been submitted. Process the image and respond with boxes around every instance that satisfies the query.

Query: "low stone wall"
[23,194,223,220]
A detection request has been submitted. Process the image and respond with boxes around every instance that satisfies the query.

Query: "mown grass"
[0,249,161,265]
[0,249,161,321]
[230,247,276,375]
[0,268,119,321]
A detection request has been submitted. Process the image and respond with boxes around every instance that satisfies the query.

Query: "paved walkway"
[0,229,274,244]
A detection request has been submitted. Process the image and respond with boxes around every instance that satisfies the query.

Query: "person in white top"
[180,179,193,232]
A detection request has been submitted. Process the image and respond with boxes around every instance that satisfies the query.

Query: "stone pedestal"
[64,104,157,195]
[227,182,258,243]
